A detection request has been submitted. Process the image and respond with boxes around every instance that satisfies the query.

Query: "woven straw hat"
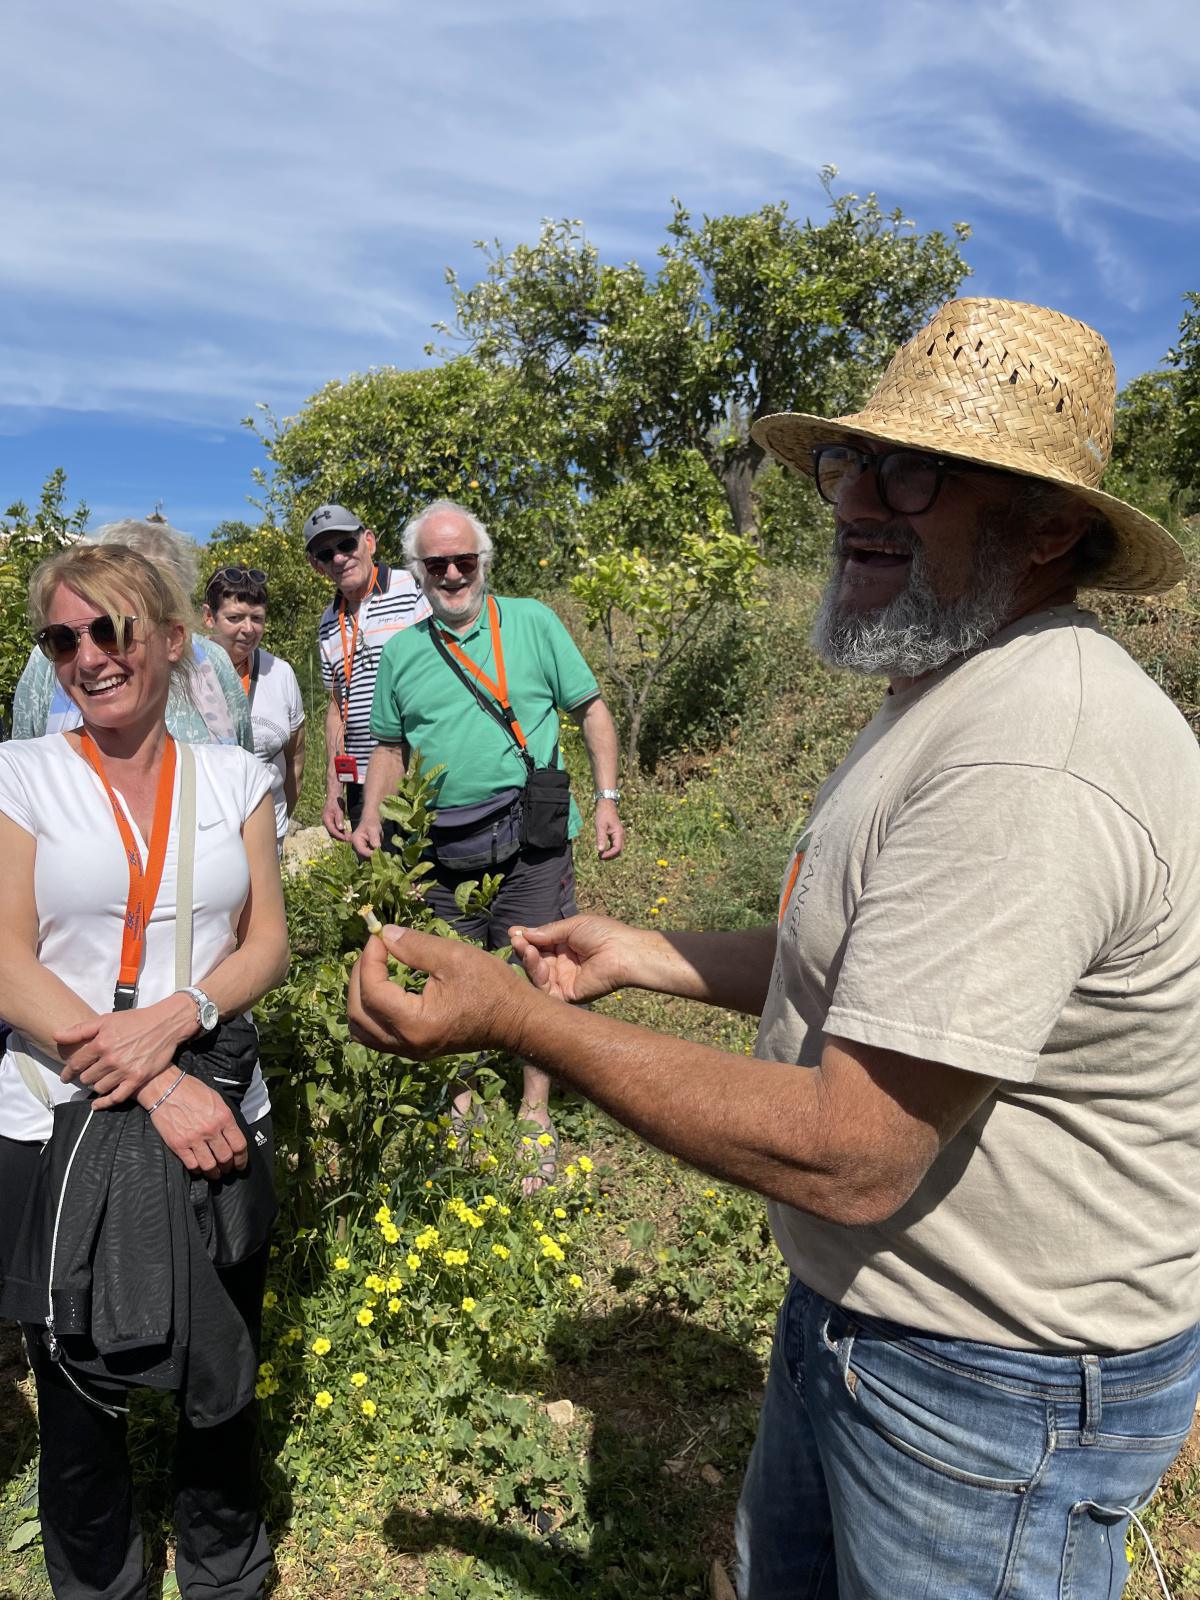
[752,297,1185,594]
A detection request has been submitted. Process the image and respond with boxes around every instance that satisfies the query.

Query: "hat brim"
[752,410,1187,596]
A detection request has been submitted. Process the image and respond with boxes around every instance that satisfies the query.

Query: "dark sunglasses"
[214,566,267,586]
[419,552,481,579]
[311,534,362,564]
[36,614,139,664]
[813,444,977,517]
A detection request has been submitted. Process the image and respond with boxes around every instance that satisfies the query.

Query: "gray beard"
[810,520,1022,679]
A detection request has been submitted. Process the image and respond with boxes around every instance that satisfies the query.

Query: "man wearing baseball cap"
[348,300,1200,1596]
[304,504,430,840]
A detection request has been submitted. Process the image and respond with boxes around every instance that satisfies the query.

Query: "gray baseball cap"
[303,503,365,549]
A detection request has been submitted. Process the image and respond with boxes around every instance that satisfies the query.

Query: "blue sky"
[3,0,1198,539]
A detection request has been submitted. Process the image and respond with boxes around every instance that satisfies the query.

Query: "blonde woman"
[0,544,288,1600]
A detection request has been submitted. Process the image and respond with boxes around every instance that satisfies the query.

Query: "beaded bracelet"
[147,1069,187,1116]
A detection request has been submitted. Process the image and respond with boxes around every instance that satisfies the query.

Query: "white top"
[0,737,273,1141]
[246,649,305,841]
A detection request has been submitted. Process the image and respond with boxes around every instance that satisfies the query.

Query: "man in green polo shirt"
[351,498,623,1188]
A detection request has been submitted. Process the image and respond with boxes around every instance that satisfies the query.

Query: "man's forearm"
[576,698,620,792]
[610,925,777,1016]
[361,742,407,824]
[324,698,343,789]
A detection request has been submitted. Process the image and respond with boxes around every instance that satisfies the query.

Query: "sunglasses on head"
[36,614,139,664]
[311,533,362,564]
[214,566,267,586]
[419,552,481,579]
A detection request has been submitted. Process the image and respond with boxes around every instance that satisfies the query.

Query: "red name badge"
[334,754,360,783]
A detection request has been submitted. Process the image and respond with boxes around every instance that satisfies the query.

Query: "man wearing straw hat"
[348,299,1200,1597]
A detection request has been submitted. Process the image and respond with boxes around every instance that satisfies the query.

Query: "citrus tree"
[0,470,89,722]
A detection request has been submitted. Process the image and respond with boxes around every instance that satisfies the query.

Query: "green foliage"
[253,360,579,594]
[568,454,762,768]
[0,470,89,724]
[447,173,971,535]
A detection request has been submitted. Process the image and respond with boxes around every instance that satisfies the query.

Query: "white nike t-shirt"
[0,737,273,1141]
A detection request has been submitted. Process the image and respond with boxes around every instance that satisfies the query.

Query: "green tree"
[569,453,761,768]
[445,173,971,541]
[252,359,579,593]
[0,469,89,722]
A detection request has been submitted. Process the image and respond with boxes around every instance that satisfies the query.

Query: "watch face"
[198,998,219,1031]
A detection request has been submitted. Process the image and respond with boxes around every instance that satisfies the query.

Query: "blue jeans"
[735,1278,1200,1599]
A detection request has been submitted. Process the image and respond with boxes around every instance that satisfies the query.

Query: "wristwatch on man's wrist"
[179,985,219,1035]
[594,788,621,804]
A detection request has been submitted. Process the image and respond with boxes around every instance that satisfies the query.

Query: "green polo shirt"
[370,595,599,835]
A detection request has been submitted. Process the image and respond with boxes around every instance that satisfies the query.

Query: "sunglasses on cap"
[36,614,139,664]
[311,533,363,564]
[419,552,481,579]
[812,444,985,518]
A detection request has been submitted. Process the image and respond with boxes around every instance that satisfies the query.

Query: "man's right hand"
[322,791,350,842]
[350,817,382,860]
[510,914,646,1005]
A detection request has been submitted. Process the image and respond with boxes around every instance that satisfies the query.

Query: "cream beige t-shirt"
[761,606,1200,1353]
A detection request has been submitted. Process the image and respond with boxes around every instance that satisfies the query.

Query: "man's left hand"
[349,926,530,1060]
[595,799,624,861]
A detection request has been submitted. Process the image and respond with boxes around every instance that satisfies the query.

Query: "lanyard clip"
[113,983,137,1012]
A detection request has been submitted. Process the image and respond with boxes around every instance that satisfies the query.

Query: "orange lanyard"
[337,568,380,726]
[438,596,528,748]
[778,849,804,926]
[78,732,177,1010]
[239,649,259,709]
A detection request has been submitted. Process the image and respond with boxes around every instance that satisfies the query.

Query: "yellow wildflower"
[578,1156,593,1174]
[540,1236,565,1262]
[361,1399,377,1418]
[414,1228,439,1251]
[386,1274,402,1293]
[442,1248,469,1266]
[656,858,668,867]
[381,1222,400,1244]
[406,1253,421,1271]
[374,1204,392,1225]
[446,1135,459,1151]
[364,1274,385,1293]
[388,1297,401,1313]
[461,1297,477,1312]
[333,1256,350,1271]
[536,1132,554,1148]
[491,1244,510,1260]
[499,1205,511,1217]
[261,1290,277,1309]
[311,1337,331,1356]
[350,1372,368,1388]
[656,895,668,905]
[481,1194,498,1210]
[314,1391,333,1409]
[356,1308,374,1327]
[553,1207,566,1219]
[649,907,660,916]
[568,1274,583,1289]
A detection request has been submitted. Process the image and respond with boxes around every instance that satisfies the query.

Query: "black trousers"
[1,1128,274,1600]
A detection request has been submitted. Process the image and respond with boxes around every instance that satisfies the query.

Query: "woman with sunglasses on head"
[204,566,306,855]
[11,517,253,752]
[0,544,289,1600]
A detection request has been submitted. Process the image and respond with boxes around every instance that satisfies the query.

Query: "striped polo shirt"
[318,564,430,766]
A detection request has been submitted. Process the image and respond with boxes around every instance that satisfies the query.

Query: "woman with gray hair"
[11,518,253,750]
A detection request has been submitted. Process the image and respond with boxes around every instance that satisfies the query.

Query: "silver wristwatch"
[594,788,621,803]
[179,985,219,1034]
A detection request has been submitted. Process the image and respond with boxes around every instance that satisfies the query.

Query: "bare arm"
[283,722,306,817]
[322,692,348,839]
[572,696,623,860]
[349,929,996,1225]
[511,914,778,1016]
[0,814,99,1056]
[350,740,407,860]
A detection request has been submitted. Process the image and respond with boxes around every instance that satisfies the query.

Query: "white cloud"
[1,0,1197,430]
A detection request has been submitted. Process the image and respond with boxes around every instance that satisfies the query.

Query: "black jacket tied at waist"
[0,1014,275,1429]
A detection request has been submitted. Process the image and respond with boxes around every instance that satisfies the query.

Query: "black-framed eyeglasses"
[311,534,362,564]
[419,553,481,579]
[812,444,970,517]
[36,614,139,664]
